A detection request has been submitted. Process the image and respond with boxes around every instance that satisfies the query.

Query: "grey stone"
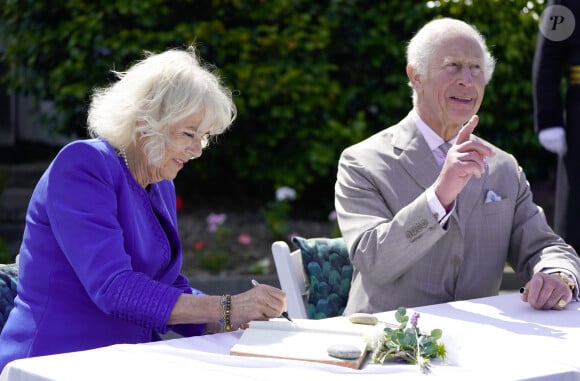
[327,344,362,360]
[348,313,378,325]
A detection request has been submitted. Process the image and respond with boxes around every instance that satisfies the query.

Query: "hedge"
[0,0,553,217]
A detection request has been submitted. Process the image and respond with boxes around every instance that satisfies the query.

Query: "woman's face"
[157,112,208,181]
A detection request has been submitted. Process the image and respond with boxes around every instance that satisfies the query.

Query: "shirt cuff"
[426,185,454,225]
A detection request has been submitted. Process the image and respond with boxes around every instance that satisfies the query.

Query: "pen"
[251,279,293,322]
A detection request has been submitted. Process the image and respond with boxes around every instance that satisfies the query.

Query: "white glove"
[538,127,567,156]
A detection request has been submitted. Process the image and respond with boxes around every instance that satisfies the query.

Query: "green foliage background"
[0,0,554,218]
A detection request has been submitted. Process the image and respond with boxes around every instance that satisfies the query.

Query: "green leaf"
[430,328,443,340]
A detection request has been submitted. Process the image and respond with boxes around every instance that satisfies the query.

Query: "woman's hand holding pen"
[230,283,287,329]
[252,279,293,321]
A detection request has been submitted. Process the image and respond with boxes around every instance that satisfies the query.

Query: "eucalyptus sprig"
[370,307,446,374]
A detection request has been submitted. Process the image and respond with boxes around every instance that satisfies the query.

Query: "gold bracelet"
[219,294,232,332]
[556,272,575,291]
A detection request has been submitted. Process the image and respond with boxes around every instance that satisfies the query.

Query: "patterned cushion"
[291,236,352,319]
[0,263,18,332]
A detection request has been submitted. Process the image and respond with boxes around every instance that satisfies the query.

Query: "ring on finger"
[557,298,567,308]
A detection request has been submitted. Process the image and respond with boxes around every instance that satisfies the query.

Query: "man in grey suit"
[335,17,580,314]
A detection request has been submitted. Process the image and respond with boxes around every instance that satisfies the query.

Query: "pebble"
[348,313,378,325]
[327,344,362,360]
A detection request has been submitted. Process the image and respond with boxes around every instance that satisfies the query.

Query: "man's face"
[412,34,486,133]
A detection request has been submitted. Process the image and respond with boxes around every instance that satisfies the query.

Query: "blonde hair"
[87,46,237,165]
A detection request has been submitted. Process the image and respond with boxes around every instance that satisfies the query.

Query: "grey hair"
[87,46,237,165]
[406,18,496,104]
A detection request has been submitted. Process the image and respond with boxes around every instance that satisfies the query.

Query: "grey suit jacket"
[335,112,580,314]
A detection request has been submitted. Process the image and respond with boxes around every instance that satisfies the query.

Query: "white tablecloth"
[1,292,579,381]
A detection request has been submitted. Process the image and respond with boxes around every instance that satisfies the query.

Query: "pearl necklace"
[119,149,129,168]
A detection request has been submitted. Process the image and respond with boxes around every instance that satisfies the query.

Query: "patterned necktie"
[439,141,452,156]
[437,142,452,168]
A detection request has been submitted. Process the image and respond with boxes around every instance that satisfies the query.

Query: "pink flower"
[237,234,252,245]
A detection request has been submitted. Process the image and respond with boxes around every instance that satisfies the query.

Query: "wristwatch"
[555,272,575,291]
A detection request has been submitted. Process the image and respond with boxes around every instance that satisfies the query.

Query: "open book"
[229,318,375,369]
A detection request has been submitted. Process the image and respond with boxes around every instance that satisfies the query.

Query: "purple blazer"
[0,138,205,371]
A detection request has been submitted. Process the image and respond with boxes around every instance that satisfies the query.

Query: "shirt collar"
[412,109,456,150]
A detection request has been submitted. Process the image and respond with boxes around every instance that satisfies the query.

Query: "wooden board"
[229,318,373,369]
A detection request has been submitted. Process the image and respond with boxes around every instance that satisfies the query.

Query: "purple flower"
[207,213,226,233]
[410,312,420,328]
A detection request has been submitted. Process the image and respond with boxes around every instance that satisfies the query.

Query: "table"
[1,293,579,381]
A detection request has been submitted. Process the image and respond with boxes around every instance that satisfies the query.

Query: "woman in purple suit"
[0,46,286,372]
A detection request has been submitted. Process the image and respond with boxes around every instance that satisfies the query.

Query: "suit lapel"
[393,114,440,190]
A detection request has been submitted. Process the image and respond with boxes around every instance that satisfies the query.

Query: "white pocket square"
[485,190,502,203]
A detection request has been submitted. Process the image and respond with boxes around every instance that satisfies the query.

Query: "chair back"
[272,237,352,319]
[271,241,309,319]
[0,263,18,333]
